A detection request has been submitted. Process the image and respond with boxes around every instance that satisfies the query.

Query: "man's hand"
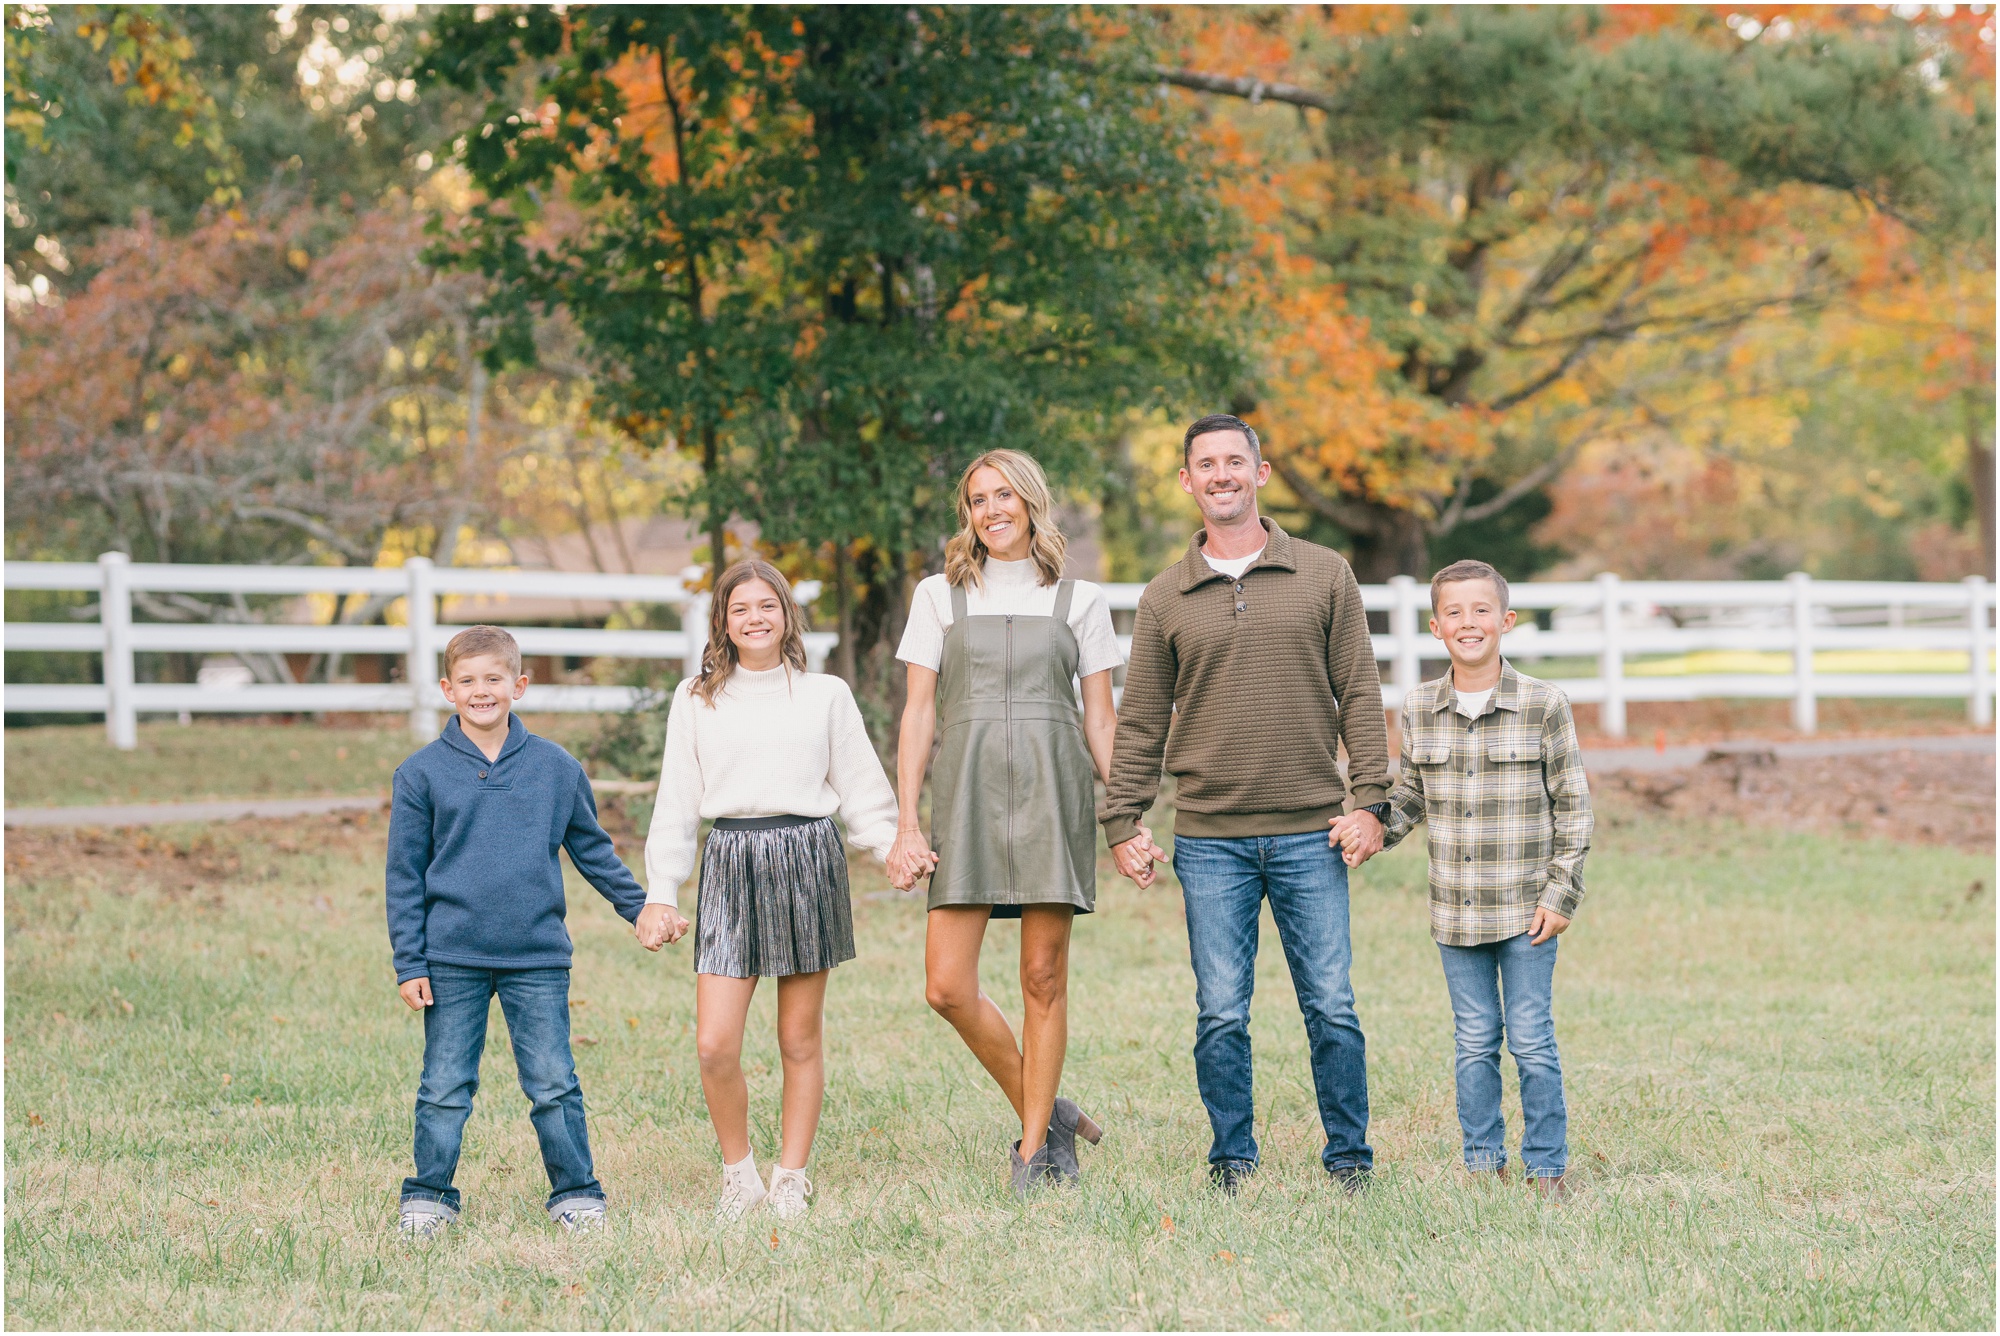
[1328,810,1385,868]
[636,903,690,951]
[399,977,433,1011]
[889,829,938,892]
[1113,823,1166,888]
[1529,906,1571,945]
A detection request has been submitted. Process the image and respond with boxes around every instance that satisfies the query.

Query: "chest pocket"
[1410,745,1453,767]
[1485,738,1542,764]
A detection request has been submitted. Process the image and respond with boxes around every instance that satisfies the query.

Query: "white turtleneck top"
[642,664,900,906]
[895,557,1123,678]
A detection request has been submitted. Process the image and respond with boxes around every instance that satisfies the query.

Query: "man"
[1101,413,1393,1195]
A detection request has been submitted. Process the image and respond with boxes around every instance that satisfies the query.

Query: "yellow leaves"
[286,248,310,271]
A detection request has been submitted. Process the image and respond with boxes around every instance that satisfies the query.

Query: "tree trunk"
[831,540,857,686]
[1967,389,1995,580]
[1346,505,1432,583]
[702,420,729,582]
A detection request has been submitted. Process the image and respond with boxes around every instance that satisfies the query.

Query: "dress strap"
[1051,578,1075,623]
[949,579,969,623]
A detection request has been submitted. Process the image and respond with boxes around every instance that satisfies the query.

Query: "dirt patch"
[3,807,386,895]
[1598,746,1995,851]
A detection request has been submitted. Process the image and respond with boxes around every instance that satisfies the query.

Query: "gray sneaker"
[398,1200,455,1238]
[552,1199,608,1233]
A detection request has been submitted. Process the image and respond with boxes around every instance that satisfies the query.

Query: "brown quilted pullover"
[1100,518,1392,844]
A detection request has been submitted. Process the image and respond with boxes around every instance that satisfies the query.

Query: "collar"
[1177,516,1297,593]
[441,712,527,762]
[1430,661,1522,715]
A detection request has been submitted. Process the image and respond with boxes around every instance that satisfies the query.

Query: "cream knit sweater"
[643,664,900,906]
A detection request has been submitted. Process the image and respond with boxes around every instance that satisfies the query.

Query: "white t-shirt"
[896,557,1123,678]
[1454,685,1495,719]
[1203,546,1266,579]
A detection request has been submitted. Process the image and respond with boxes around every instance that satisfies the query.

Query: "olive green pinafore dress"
[926,579,1098,917]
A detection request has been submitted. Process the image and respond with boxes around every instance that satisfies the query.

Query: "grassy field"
[4,788,1992,1330]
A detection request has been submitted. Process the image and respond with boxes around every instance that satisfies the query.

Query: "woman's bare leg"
[695,973,760,1163]
[925,906,1026,1121]
[1017,906,1074,1157]
[774,970,830,1170]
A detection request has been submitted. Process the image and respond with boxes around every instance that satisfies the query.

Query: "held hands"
[1328,809,1386,868]
[1112,822,1166,889]
[1529,906,1571,945]
[399,977,433,1011]
[888,829,939,892]
[635,902,690,951]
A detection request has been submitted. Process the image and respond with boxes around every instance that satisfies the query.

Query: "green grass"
[2,719,598,808]
[4,806,1992,1329]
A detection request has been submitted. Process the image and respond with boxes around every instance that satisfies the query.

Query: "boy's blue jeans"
[1171,831,1372,1173]
[1436,932,1567,1178]
[400,963,606,1216]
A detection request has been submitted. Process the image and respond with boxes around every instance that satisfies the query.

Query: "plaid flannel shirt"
[1381,662,1593,946]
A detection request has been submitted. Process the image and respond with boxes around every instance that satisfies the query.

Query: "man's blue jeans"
[1172,831,1372,1172]
[400,963,606,1215]
[1436,932,1567,1178]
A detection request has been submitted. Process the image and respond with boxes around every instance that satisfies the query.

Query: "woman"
[890,449,1125,1193]
[637,559,900,1223]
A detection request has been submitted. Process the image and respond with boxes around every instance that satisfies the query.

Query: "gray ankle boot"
[1045,1097,1102,1183]
[1010,1140,1059,1197]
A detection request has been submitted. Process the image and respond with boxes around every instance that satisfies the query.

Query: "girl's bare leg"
[924,906,1026,1121]
[695,973,760,1162]
[774,969,830,1170]
[1017,905,1074,1157]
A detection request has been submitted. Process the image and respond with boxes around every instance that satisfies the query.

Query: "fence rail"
[3,556,1991,749]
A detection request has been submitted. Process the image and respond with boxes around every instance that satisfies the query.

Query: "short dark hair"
[1430,559,1510,614]
[1182,413,1261,469]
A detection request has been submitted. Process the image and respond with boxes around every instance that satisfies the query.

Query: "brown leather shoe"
[1532,1174,1567,1202]
[1470,1164,1509,1184]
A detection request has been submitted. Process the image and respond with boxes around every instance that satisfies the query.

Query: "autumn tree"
[1156,5,1995,579]
[418,6,1243,699]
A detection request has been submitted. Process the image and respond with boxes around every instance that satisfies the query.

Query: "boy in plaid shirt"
[1332,559,1592,1198]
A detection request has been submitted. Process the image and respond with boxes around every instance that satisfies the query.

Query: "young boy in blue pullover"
[386,625,689,1237]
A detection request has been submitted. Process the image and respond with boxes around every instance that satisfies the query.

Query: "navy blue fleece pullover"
[385,715,643,983]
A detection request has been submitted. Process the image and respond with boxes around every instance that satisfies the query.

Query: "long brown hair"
[941,449,1067,589]
[690,559,808,706]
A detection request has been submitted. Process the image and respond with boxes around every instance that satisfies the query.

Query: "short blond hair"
[443,625,523,678]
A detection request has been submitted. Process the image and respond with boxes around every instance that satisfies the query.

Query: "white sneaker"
[398,1203,453,1239]
[716,1155,767,1222]
[553,1200,607,1234]
[767,1166,813,1221]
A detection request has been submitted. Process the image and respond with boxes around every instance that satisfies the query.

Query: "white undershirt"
[896,558,1123,678]
[1202,546,1266,579]
[1454,685,1495,718]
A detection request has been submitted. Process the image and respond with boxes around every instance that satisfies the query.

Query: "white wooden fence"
[3,555,1992,749]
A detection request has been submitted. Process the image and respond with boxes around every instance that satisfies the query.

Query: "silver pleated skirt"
[694,815,855,978]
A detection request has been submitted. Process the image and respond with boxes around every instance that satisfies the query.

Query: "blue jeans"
[400,963,605,1215]
[1436,933,1567,1177]
[1172,831,1372,1172]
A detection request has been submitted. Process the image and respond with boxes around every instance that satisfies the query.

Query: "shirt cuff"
[1100,815,1142,848]
[643,887,680,909]
[1538,884,1581,920]
[1346,783,1389,812]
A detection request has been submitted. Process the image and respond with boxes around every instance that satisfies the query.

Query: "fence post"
[100,551,137,750]
[1388,575,1421,712]
[1596,571,1625,740]
[405,557,437,739]
[1967,574,1992,727]
[1789,570,1816,735]
[684,593,712,676]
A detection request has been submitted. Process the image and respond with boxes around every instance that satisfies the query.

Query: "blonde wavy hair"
[690,559,808,707]
[942,449,1067,589]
